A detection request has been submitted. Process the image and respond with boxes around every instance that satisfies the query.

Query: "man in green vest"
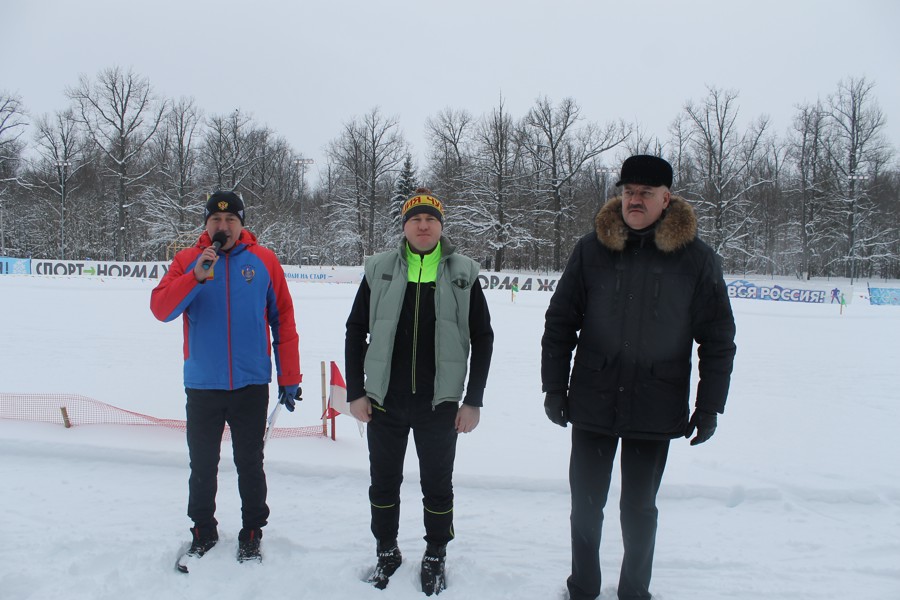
[345,187,494,596]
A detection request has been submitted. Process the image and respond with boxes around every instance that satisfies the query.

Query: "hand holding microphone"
[194,231,229,282]
[203,231,229,270]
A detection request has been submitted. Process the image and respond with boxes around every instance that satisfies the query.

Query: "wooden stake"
[60,406,72,428]
[320,361,327,437]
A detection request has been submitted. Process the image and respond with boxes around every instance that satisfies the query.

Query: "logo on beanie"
[403,194,443,214]
[401,193,444,225]
[205,191,245,224]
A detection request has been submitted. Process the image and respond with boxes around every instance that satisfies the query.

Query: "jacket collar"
[397,235,456,261]
[593,195,697,253]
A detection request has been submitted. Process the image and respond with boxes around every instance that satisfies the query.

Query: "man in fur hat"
[541,156,737,600]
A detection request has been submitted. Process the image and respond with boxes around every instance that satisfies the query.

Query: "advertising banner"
[0,257,31,275]
[282,266,363,284]
[867,287,900,306]
[30,259,170,279]
[477,272,559,292]
[726,279,852,304]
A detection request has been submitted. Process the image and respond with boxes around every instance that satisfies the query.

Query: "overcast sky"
[4,0,899,183]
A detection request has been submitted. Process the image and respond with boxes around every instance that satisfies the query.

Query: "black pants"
[367,394,459,547]
[185,384,270,530]
[567,428,670,600]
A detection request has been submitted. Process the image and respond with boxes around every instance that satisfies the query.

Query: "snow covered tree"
[67,67,166,260]
[425,107,474,203]
[29,109,89,259]
[449,96,547,272]
[137,97,204,257]
[786,101,835,278]
[823,76,892,280]
[0,92,27,255]
[199,108,262,193]
[390,154,418,230]
[681,86,770,267]
[325,107,407,263]
[520,96,629,270]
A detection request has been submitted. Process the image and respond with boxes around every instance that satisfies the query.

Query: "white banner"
[30,259,170,279]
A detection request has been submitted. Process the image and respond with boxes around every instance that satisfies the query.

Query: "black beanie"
[401,188,444,225]
[205,191,245,224]
[615,155,674,188]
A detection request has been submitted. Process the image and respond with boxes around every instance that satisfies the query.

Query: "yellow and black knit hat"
[401,188,444,225]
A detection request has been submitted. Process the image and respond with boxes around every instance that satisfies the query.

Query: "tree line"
[1,66,897,279]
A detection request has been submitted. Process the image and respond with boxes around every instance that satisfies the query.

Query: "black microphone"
[203,231,229,270]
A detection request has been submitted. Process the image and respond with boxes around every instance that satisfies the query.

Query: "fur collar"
[594,195,697,253]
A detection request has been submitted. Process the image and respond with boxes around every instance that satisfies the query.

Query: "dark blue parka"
[541,196,736,440]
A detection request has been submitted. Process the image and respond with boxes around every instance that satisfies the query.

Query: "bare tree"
[425,107,475,200]
[200,108,263,192]
[521,96,629,270]
[623,123,665,158]
[135,97,205,258]
[67,66,166,260]
[325,107,406,262]
[434,96,537,271]
[0,92,27,179]
[30,109,90,258]
[744,135,789,274]
[786,101,835,278]
[0,92,27,255]
[246,135,306,263]
[824,76,892,280]
[682,86,770,263]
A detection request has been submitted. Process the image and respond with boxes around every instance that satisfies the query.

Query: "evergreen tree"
[391,154,418,228]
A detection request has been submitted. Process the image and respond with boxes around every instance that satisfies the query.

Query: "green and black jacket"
[345,237,493,408]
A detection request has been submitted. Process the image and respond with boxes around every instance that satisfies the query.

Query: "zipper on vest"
[411,259,423,394]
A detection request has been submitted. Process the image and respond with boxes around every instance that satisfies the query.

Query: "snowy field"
[0,272,898,600]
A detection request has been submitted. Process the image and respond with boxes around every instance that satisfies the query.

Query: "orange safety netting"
[0,392,327,439]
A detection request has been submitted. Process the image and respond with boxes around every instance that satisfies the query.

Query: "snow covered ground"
[1,272,898,600]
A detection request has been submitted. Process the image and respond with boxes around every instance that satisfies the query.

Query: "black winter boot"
[176,525,219,573]
[367,539,403,590]
[237,527,263,563]
[420,543,447,596]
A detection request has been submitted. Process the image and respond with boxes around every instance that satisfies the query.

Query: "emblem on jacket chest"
[241,265,255,283]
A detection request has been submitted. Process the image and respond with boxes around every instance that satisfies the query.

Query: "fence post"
[320,361,327,437]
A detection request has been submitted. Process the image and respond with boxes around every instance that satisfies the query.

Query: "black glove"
[278,385,302,412]
[685,408,717,446]
[544,392,568,428]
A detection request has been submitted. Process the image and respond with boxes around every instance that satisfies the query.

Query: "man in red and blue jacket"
[151,190,301,570]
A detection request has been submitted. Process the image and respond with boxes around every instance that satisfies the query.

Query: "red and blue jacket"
[151,229,301,390]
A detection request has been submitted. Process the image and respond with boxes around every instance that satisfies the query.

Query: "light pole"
[847,171,868,283]
[597,166,617,213]
[295,158,314,266]
[57,160,72,259]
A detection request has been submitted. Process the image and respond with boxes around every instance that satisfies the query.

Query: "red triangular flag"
[327,361,350,416]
